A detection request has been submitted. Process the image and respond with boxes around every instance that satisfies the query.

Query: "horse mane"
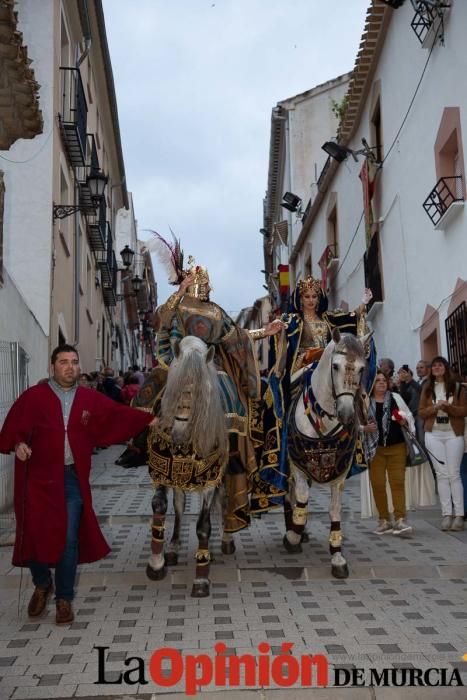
[334,333,366,361]
[161,338,228,460]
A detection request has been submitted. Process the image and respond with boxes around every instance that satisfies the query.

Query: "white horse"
[284,328,370,578]
[146,335,229,597]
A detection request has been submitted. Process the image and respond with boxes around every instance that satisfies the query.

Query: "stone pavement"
[0,445,465,699]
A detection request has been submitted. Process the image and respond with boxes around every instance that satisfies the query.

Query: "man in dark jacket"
[398,366,423,441]
[398,366,421,415]
[101,366,123,402]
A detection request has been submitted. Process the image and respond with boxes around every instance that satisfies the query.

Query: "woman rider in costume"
[250,275,375,514]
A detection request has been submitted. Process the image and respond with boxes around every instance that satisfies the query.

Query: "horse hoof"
[191,582,210,598]
[165,552,178,566]
[146,564,167,581]
[301,530,310,543]
[332,563,349,579]
[221,541,236,555]
[283,534,302,554]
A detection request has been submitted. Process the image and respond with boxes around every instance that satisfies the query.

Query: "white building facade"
[262,74,351,311]
[289,0,467,374]
[0,0,52,384]
[0,0,145,380]
[0,0,151,512]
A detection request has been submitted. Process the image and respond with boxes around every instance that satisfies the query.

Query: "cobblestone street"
[0,445,465,699]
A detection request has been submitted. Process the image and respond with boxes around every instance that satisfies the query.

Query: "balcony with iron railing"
[102,251,117,307]
[87,196,107,253]
[136,278,150,312]
[410,1,451,48]
[422,175,464,228]
[76,134,100,213]
[95,223,113,286]
[58,67,88,168]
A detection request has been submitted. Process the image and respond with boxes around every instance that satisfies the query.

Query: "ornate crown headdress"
[297,275,322,296]
[144,230,211,300]
[185,255,211,300]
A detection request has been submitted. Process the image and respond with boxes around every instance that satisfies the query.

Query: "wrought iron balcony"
[445,301,467,378]
[95,223,113,286]
[87,197,107,252]
[77,134,100,213]
[410,1,451,47]
[422,175,464,227]
[103,252,117,307]
[58,67,88,167]
[136,279,150,312]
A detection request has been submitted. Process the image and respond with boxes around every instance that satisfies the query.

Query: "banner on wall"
[318,245,336,292]
[278,264,289,294]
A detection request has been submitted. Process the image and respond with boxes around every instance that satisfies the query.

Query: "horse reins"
[305,353,358,422]
[330,353,360,404]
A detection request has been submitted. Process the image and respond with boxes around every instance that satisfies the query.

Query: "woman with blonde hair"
[362,371,415,535]
[418,356,467,531]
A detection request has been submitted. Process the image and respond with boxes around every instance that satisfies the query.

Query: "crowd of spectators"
[77,365,148,404]
[369,355,467,531]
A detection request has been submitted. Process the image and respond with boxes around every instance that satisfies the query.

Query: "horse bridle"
[331,350,362,410]
[302,350,362,429]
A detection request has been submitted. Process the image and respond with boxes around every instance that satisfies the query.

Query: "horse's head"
[172,335,215,368]
[329,328,370,426]
[161,336,227,459]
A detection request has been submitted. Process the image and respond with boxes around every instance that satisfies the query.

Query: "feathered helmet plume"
[143,229,185,285]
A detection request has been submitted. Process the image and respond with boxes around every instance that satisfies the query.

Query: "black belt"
[64,463,76,471]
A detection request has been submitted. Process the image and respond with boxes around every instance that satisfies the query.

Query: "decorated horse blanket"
[288,364,366,484]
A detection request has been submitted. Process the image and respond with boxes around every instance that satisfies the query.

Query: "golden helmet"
[185,256,211,301]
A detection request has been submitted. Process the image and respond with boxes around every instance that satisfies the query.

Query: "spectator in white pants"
[419,356,467,532]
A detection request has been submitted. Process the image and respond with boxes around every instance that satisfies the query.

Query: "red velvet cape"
[0,383,152,567]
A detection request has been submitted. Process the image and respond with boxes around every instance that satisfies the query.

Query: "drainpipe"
[77,0,91,67]
[284,111,293,265]
[73,189,81,346]
[73,0,91,345]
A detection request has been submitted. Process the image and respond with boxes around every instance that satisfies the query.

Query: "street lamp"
[120,245,135,269]
[115,269,142,302]
[131,275,142,295]
[322,138,381,165]
[281,191,302,213]
[87,172,108,200]
[53,171,108,220]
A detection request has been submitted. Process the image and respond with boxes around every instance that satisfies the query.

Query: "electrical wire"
[332,16,443,280]
[0,128,53,164]
[381,17,439,166]
[413,280,467,331]
[334,209,365,278]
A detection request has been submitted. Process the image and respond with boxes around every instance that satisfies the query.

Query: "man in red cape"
[0,344,156,624]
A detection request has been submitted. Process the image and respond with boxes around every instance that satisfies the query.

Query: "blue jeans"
[29,467,83,601]
[461,452,467,514]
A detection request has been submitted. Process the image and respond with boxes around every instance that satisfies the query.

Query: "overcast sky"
[102,0,369,317]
